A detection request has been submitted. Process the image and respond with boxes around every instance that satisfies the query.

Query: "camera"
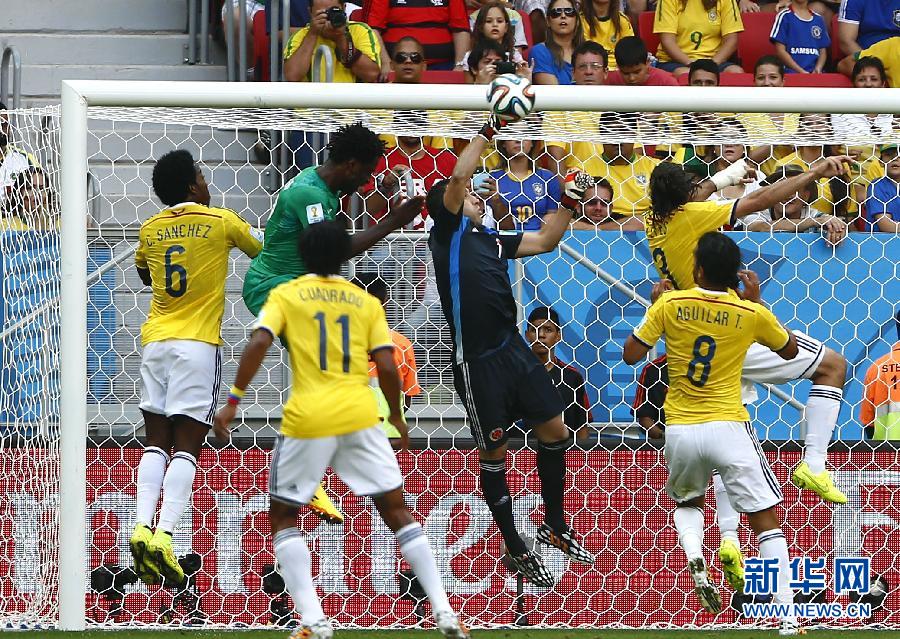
[326,6,347,28]
[496,60,517,75]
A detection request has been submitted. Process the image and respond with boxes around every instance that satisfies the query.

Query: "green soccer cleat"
[129,523,160,585]
[791,462,848,504]
[718,537,745,594]
[148,529,185,587]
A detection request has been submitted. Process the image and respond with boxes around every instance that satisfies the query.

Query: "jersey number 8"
[687,335,716,387]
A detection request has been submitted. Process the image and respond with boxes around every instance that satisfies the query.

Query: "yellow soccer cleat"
[148,529,185,587]
[308,484,344,524]
[791,462,848,504]
[718,537,745,594]
[129,523,161,585]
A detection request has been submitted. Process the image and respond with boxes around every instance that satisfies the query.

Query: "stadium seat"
[638,12,660,58]
[420,70,467,84]
[675,72,851,86]
[737,12,776,71]
[349,8,364,21]
[253,10,271,81]
[830,14,844,64]
[520,8,534,54]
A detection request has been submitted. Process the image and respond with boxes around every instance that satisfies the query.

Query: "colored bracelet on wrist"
[227,386,246,406]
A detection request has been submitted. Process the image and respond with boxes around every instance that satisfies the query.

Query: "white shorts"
[139,340,222,426]
[743,330,825,385]
[269,426,404,507]
[664,420,782,513]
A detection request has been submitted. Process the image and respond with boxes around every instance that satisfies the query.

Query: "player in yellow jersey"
[130,150,263,587]
[644,158,852,505]
[624,232,804,634]
[213,221,469,639]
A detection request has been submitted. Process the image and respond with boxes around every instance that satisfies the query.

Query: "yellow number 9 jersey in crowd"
[633,288,790,425]
[254,274,394,439]
[135,203,263,346]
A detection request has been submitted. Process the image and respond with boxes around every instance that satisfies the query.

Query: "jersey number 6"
[164,245,188,297]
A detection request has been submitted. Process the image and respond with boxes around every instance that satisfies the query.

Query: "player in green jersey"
[243,123,422,314]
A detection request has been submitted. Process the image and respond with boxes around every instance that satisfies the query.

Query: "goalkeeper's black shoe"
[537,523,595,565]
[508,551,555,588]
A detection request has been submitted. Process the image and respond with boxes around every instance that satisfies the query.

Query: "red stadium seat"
[638,11,660,58]
[349,8,364,21]
[737,12,776,71]
[830,14,844,64]
[420,70,467,84]
[674,72,851,86]
[253,9,271,81]
[520,9,534,54]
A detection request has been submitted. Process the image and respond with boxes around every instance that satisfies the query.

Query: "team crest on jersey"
[708,9,717,21]
[811,25,823,39]
[532,182,544,197]
[306,203,325,224]
[636,174,648,186]
[894,9,899,27]
[489,428,504,442]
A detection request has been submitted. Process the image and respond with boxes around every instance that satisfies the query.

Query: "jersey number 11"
[314,312,351,373]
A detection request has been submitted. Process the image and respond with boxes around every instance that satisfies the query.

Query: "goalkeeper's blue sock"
[156,451,196,533]
[396,522,451,614]
[480,459,527,556]
[673,505,704,562]
[537,438,569,531]
[273,527,325,625]
[135,446,169,528]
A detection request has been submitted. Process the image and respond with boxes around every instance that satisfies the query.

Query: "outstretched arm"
[516,171,592,256]
[443,123,495,214]
[735,156,851,218]
[349,195,425,256]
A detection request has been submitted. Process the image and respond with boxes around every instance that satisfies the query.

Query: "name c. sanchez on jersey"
[136,202,263,347]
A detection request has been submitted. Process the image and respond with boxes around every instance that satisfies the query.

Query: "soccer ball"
[487,74,536,122]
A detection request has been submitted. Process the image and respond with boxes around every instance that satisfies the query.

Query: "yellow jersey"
[581,15,635,70]
[593,155,660,216]
[645,199,736,291]
[255,274,394,439]
[283,22,381,83]
[654,0,743,63]
[857,37,900,89]
[633,288,789,424]
[136,203,262,346]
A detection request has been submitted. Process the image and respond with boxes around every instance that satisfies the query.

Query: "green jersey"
[242,166,340,315]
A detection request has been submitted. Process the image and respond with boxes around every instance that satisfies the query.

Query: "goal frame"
[58,79,900,630]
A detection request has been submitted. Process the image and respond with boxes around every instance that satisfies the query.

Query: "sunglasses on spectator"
[548,7,577,17]
[393,52,424,64]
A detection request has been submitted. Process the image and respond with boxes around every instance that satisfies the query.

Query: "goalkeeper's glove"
[709,158,750,191]
[478,114,506,142]
[560,170,593,211]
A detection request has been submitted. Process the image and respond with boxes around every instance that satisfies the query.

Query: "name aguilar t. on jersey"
[135,203,262,346]
[632,288,790,425]
[254,275,394,439]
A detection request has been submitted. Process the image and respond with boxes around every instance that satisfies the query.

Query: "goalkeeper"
[645,156,852,504]
[241,123,423,524]
[426,114,595,589]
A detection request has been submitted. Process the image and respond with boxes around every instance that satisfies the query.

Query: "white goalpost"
[44,80,900,630]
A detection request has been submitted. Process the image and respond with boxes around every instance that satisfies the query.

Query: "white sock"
[273,528,325,625]
[673,506,704,562]
[758,528,795,622]
[804,385,842,474]
[712,472,739,544]
[396,522,451,614]
[156,451,196,533]
[135,446,169,528]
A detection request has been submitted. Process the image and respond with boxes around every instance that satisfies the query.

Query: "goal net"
[1,83,899,629]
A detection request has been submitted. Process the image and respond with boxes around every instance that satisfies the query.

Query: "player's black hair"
[647,162,696,232]
[688,59,719,84]
[467,39,506,78]
[852,56,887,84]
[528,305,561,327]
[695,231,741,290]
[298,220,351,276]
[352,272,388,304]
[426,178,450,218]
[754,55,784,77]
[0,102,6,111]
[573,41,608,68]
[614,36,647,69]
[152,149,198,207]
[325,122,386,166]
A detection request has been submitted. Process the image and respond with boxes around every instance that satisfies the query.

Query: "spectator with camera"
[529,0,584,85]
[364,0,470,70]
[284,0,381,83]
[607,36,678,86]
